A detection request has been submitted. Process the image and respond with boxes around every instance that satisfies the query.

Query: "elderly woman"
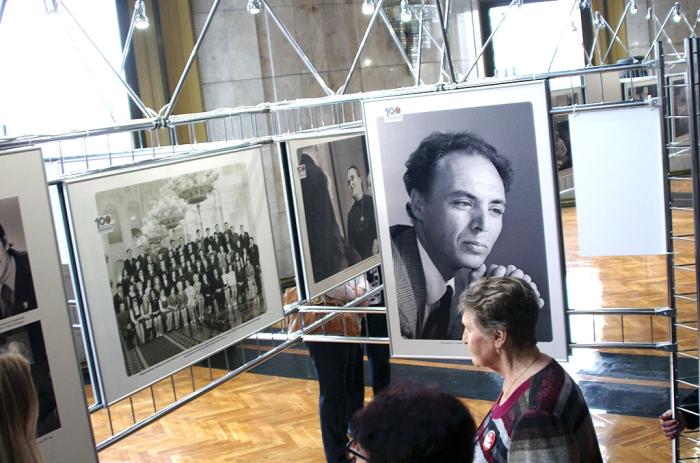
[460,277,602,462]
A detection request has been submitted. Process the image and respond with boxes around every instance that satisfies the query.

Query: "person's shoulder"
[528,359,588,416]
[390,224,414,240]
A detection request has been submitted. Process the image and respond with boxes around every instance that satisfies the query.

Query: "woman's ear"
[493,327,508,350]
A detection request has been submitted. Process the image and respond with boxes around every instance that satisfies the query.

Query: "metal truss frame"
[3,1,700,459]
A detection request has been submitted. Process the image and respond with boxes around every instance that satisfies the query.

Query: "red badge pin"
[482,430,497,451]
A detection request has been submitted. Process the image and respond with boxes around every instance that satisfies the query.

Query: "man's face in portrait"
[347,167,363,202]
[411,152,505,278]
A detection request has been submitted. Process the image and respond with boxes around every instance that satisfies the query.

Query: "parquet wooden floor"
[93,207,695,462]
[94,367,674,462]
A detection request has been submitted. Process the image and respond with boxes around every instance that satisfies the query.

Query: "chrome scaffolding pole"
[339,0,386,95]
[377,8,420,83]
[461,0,519,82]
[261,0,334,97]
[433,0,455,82]
[416,0,425,86]
[601,0,631,64]
[58,0,155,118]
[160,0,224,119]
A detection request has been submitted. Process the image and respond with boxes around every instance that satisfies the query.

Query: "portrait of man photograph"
[364,84,567,359]
[0,196,38,321]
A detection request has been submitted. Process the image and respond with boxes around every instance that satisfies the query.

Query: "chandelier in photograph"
[149,194,187,230]
[168,170,220,205]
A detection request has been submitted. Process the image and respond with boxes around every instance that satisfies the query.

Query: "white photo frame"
[62,146,283,404]
[363,81,567,360]
[0,148,97,462]
[284,132,381,299]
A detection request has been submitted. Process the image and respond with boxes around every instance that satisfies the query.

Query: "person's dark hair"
[459,276,539,350]
[347,165,361,177]
[350,382,475,463]
[404,132,513,219]
[0,224,6,248]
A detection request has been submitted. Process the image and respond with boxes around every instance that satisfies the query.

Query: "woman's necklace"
[501,353,541,402]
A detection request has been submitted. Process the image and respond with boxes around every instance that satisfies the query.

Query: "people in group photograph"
[111,222,265,372]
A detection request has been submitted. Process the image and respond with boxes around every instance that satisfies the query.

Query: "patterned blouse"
[473,359,603,463]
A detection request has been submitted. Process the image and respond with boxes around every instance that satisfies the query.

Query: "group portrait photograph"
[95,164,268,376]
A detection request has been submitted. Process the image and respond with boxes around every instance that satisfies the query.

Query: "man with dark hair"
[123,248,138,276]
[346,165,378,264]
[0,223,37,319]
[349,382,476,463]
[239,224,250,251]
[391,131,542,340]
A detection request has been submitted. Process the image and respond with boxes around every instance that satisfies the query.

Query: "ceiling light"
[672,3,682,23]
[400,0,412,22]
[134,0,149,30]
[247,0,262,15]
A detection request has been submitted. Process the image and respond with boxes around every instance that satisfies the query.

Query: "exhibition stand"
[1,2,699,461]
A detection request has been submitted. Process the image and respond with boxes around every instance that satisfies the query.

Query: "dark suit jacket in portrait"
[390,225,464,340]
[2,249,38,318]
[347,195,377,263]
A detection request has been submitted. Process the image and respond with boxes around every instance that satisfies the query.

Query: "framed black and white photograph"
[0,148,97,462]
[285,132,381,299]
[363,82,567,359]
[621,76,658,102]
[553,115,572,171]
[550,86,584,109]
[0,196,38,319]
[62,146,283,404]
[0,321,60,437]
[670,76,689,141]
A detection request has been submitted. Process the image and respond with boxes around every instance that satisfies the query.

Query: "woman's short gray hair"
[458,277,539,350]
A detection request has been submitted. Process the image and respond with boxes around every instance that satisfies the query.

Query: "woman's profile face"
[461,311,498,369]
